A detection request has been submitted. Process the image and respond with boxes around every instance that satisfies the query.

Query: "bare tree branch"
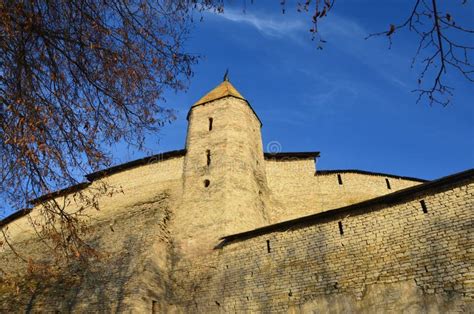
[365,0,474,105]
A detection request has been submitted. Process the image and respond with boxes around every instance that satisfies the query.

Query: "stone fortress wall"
[1,79,472,313]
[1,189,173,313]
[1,161,472,313]
[0,154,186,312]
[265,157,424,222]
[170,171,474,313]
[1,153,186,242]
[0,151,424,246]
[0,149,439,313]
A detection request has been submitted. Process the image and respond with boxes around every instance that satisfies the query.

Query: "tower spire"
[223,68,229,81]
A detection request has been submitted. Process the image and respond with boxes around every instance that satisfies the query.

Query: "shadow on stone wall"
[3,234,139,313]
[1,192,172,313]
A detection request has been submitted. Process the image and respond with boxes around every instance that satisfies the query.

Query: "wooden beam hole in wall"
[385,178,391,189]
[420,200,428,213]
[204,179,210,188]
[338,221,344,235]
[266,240,271,253]
[337,174,343,185]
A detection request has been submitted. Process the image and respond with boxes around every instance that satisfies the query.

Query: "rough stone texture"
[3,155,184,243]
[0,156,183,312]
[174,96,270,255]
[1,81,472,313]
[266,159,422,222]
[170,179,474,313]
[1,192,173,313]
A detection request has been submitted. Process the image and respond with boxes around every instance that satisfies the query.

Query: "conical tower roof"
[192,80,246,108]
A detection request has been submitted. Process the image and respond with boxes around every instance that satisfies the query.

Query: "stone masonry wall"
[265,158,422,223]
[174,97,269,255]
[2,155,184,242]
[0,191,173,313]
[0,156,184,312]
[170,177,473,313]
[3,83,471,313]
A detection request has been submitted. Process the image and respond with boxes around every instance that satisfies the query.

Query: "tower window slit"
[266,240,271,253]
[206,150,211,166]
[209,117,213,131]
[385,178,391,189]
[420,200,428,213]
[338,221,344,235]
[337,174,343,185]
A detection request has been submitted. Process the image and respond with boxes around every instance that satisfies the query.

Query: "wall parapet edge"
[86,148,186,181]
[264,151,320,160]
[316,169,427,182]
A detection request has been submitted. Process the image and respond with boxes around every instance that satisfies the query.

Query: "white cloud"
[322,14,368,38]
[211,8,411,88]
[214,9,305,38]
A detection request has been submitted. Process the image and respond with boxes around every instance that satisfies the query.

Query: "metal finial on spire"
[223,69,229,82]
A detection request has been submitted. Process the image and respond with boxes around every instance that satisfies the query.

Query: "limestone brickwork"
[1,191,172,312]
[265,158,423,222]
[174,92,269,256]
[2,154,185,242]
[0,79,472,313]
[170,175,474,313]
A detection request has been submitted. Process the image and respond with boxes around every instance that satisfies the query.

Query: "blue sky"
[121,1,473,181]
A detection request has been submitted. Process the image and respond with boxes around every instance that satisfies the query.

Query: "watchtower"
[175,76,270,254]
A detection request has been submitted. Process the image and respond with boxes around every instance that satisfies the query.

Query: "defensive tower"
[174,76,270,254]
